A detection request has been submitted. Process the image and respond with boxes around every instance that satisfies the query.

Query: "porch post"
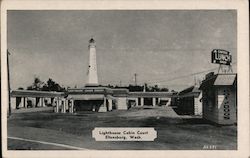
[39,98,43,107]
[140,97,144,106]
[62,100,66,113]
[55,97,59,113]
[19,97,24,108]
[135,98,138,107]
[69,100,74,113]
[108,99,112,111]
[158,98,161,104]
[152,97,156,106]
[42,98,45,107]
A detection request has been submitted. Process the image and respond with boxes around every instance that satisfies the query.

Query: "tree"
[27,77,44,91]
[42,78,66,92]
[27,86,33,90]
[107,84,114,88]
[128,84,143,92]
[148,84,160,92]
[27,77,65,92]
[160,88,169,92]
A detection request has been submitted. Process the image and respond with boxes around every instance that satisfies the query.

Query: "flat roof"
[177,85,201,97]
[11,88,175,98]
[214,74,236,85]
[11,90,65,97]
[128,92,173,97]
[200,73,237,89]
[67,94,104,100]
[67,87,129,96]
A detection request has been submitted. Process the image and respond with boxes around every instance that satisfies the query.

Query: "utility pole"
[119,80,122,87]
[7,49,11,117]
[194,76,197,86]
[134,73,137,85]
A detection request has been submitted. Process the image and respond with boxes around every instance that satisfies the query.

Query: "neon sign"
[211,49,232,65]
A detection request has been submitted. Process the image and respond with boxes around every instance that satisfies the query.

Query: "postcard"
[1,0,249,158]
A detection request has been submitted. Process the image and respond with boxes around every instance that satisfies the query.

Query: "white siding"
[194,93,202,115]
[217,87,236,124]
[117,97,127,110]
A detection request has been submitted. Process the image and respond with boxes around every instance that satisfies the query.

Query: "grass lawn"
[7,107,237,150]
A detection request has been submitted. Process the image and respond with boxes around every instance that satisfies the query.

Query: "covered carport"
[128,92,173,107]
[10,90,65,109]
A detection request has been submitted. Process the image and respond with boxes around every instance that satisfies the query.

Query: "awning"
[199,73,236,89]
[214,74,236,85]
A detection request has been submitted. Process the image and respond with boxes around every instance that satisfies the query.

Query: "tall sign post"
[211,49,233,73]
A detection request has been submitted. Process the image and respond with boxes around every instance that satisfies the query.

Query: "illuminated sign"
[211,49,232,65]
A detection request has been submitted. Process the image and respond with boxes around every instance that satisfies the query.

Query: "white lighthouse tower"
[86,38,99,86]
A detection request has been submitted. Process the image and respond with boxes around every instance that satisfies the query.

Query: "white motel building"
[10,38,237,125]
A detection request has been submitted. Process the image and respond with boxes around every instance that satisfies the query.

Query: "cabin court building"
[66,38,174,112]
[10,88,173,113]
[10,90,66,112]
[9,39,237,126]
[171,85,202,116]
[198,49,237,125]
[10,38,173,113]
[199,72,237,125]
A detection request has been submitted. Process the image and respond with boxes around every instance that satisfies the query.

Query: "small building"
[199,72,237,125]
[127,92,173,107]
[10,90,65,109]
[66,87,129,112]
[174,86,202,115]
[10,87,175,114]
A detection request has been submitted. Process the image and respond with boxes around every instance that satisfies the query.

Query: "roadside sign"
[211,49,232,65]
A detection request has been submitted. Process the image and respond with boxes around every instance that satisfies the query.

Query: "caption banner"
[92,127,157,141]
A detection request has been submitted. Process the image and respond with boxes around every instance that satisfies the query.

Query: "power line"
[144,62,237,84]
[99,62,237,86]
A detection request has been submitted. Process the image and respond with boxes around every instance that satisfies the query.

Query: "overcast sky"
[7,10,237,91]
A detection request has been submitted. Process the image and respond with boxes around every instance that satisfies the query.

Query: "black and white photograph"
[1,0,249,158]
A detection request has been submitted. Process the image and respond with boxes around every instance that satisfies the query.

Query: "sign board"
[211,49,232,65]
[92,127,157,141]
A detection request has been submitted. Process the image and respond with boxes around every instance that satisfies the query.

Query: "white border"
[1,0,249,158]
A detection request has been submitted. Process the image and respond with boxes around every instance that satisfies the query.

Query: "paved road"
[8,137,85,150]
[7,109,237,150]
[8,126,93,150]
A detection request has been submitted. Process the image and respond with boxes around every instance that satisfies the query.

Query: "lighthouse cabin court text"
[92,128,157,141]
